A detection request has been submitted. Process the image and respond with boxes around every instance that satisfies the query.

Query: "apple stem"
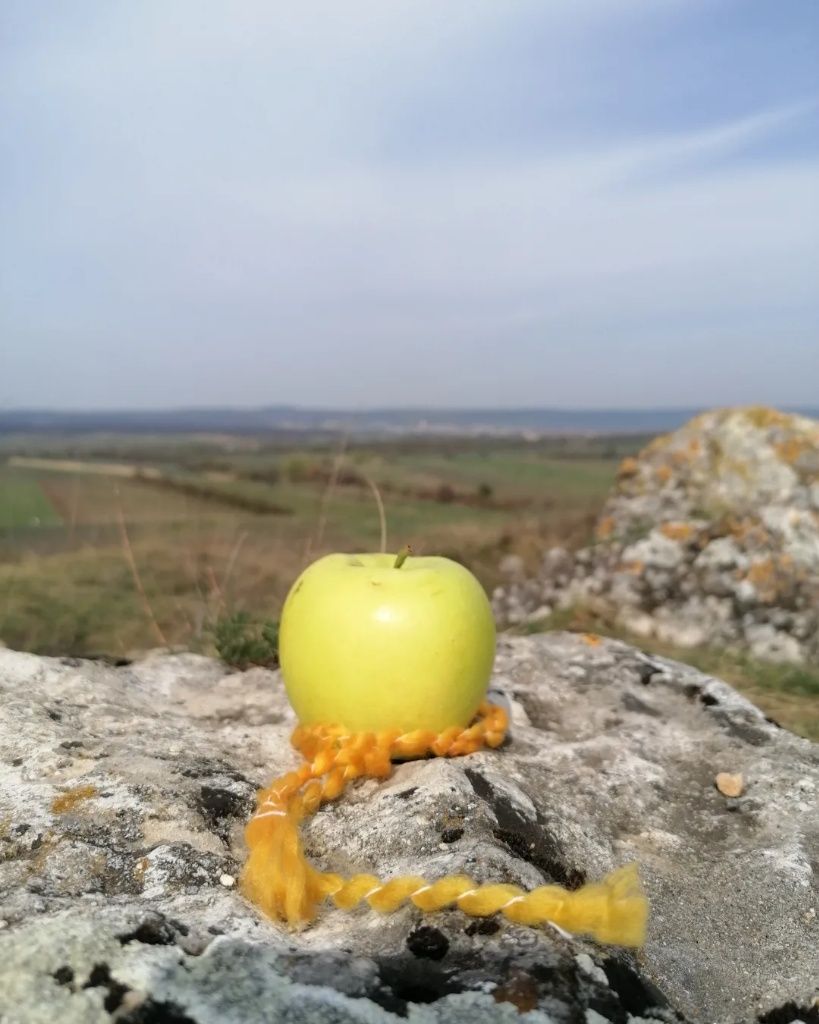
[393,544,412,569]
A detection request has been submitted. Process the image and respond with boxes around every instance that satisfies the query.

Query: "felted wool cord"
[241,701,648,946]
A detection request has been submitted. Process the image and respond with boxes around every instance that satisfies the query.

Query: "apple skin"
[278,552,496,733]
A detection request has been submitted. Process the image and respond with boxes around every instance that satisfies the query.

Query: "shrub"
[211,612,279,670]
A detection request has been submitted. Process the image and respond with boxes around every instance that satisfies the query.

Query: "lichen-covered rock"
[494,407,819,663]
[1,637,817,1023]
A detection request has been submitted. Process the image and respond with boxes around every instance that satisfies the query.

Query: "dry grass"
[0,501,535,658]
[0,436,617,662]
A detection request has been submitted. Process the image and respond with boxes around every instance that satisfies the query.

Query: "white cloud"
[1,1,817,407]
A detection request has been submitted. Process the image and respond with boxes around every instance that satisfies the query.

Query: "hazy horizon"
[4,400,819,415]
[2,2,818,411]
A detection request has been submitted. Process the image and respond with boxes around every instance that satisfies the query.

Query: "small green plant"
[211,611,279,670]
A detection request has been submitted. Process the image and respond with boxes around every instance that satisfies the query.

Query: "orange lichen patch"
[745,558,784,602]
[51,784,98,814]
[618,457,639,478]
[727,517,770,547]
[660,522,694,542]
[655,465,672,484]
[581,633,602,646]
[747,559,775,586]
[670,448,693,467]
[623,560,644,575]
[775,438,812,465]
[725,515,745,539]
[596,516,616,540]
[688,438,702,456]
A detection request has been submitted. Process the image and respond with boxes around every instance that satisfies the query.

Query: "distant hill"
[1,405,817,437]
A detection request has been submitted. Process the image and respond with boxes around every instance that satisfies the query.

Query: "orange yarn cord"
[241,701,648,946]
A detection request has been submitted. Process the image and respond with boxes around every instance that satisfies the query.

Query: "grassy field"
[361,450,616,499]
[0,472,62,529]
[0,435,622,659]
[1,431,816,741]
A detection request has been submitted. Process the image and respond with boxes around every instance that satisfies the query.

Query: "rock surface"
[1,635,817,1023]
[494,407,819,663]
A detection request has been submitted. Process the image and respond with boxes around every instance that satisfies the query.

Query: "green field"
[0,472,62,530]
[0,435,622,660]
[362,451,616,498]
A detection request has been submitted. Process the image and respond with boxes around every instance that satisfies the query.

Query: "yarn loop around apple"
[241,551,649,947]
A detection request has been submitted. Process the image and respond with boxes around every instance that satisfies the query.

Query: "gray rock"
[622,532,686,572]
[498,554,526,580]
[652,618,708,649]
[608,572,641,607]
[734,579,758,606]
[616,611,656,639]
[495,408,819,663]
[1,636,817,1023]
[694,538,747,573]
[745,623,805,665]
[541,548,574,576]
[524,605,553,625]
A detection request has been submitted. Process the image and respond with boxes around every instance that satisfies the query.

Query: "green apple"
[279,551,496,733]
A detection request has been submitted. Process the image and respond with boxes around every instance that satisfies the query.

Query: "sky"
[1,1,818,410]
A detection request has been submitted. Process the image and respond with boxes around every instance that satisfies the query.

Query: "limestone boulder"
[494,408,819,663]
[1,636,817,1023]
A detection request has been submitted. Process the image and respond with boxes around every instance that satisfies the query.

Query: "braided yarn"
[241,701,648,946]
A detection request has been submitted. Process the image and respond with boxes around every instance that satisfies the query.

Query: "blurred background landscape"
[0,412,643,655]
[2,3,817,736]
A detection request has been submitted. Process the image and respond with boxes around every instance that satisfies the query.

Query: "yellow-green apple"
[278,550,496,733]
